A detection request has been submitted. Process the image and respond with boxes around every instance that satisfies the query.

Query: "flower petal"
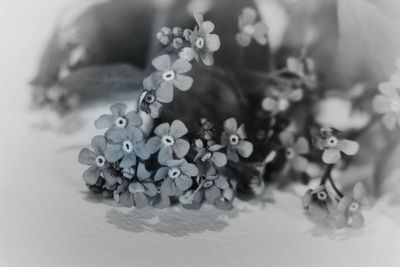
[95,114,115,129]
[236,140,253,158]
[175,175,193,191]
[156,82,174,103]
[127,126,144,143]
[353,182,366,201]
[134,192,148,209]
[146,136,162,154]
[180,162,198,177]
[154,122,170,136]
[334,214,348,229]
[293,156,308,172]
[301,189,312,208]
[91,135,107,155]
[78,148,96,166]
[382,113,397,130]
[236,32,252,47]
[172,58,192,74]
[351,212,364,229]
[125,111,142,127]
[372,95,391,113]
[214,176,229,189]
[143,183,157,197]
[173,139,190,158]
[152,54,171,71]
[338,196,352,212]
[149,101,162,118]
[223,117,237,132]
[199,21,215,35]
[261,97,277,112]
[309,204,328,220]
[338,139,359,156]
[205,34,221,52]
[253,22,268,45]
[294,137,309,154]
[227,147,240,163]
[279,131,295,147]
[287,88,303,102]
[158,146,173,165]
[104,144,124,163]
[154,167,169,181]
[161,178,174,196]
[143,75,156,90]
[199,51,214,66]
[119,154,136,168]
[137,162,151,180]
[118,191,134,208]
[83,166,100,185]
[204,186,221,203]
[133,142,150,160]
[378,82,399,99]
[322,149,341,164]
[239,7,257,28]
[170,120,188,138]
[107,128,128,144]
[110,103,127,116]
[173,75,193,91]
[211,152,227,167]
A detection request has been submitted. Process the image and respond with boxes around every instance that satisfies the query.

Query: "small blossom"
[220,118,253,162]
[372,82,400,130]
[199,118,217,140]
[261,86,303,114]
[201,175,231,205]
[104,126,149,168]
[178,47,196,62]
[156,27,172,45]
[172,27,182,37]
[155,159,198,196]
[78,135,116,186]
[140,76,173,118]
[194,139,227,169]
[94,103,142,130]
[279,131,309,172]
[312,127,359,164]
[189,13,221,66]
[286,57,317,89]
[302,185,337,220]
[146,120,190,165]
[334,182,372,229]
[150,54,193,100]
[236,7,268,47]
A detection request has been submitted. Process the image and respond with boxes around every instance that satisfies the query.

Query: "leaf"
[57,64,144,97]
[337,0,400,83]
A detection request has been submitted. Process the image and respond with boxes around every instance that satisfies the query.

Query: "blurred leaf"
[337,0,400,83]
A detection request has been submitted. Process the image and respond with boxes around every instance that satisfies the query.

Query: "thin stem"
[328,176,344,198]
[320,164,334,185]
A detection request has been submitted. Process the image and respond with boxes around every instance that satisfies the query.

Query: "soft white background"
[0,0,400,266]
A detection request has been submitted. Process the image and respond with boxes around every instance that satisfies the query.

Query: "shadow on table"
[105,205,246,236]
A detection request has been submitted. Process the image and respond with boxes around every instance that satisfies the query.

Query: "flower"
[286,57,317,90]
[372,82,400,130]
[189,13,221,66]
[104,126,150,168]
[302,185,337,220]
[150,54,193,101]
[194,139,227,169]
[78,135,117,187]
[236,7,268,47]
[312,127,359,164]
[139,76,173,118]
[201,175,232,205]
[279,131,309,172]
[199,118,217,140]
[156,27,172,45]
[94,103,142,130]
[220,118,253,162]
[155,159,198,196]
[334,182,372,229]
[146,120,190,165]
[261,86,303,114]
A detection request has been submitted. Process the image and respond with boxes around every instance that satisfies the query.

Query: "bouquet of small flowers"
[32,0,400,230]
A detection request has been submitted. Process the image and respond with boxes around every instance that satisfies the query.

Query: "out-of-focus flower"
[286,57,317,90]
[78,135,116,186]
[261,86,303,114]
[146,120,190,165]
[150,54,193,100]
[220,118,253,162]
[94,103,142,130]
[140,76,174,118]
[189,13,221,66]
[155,159,198,196]
[279,131,309,172]
[236,7,268,47]
[156,27,172,45]
[194,139,227,168]
[302,185,337,220]
[334,182,372,229]
[372,82,400,130]
[199,118,217,141]
[312,127,359,164]
[105,126,149,168]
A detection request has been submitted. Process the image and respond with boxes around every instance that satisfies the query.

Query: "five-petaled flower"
[94,103,142,130]
[200,175,233,206]
[150,54,193,101]
[220,118,253,162]
[279,131,309,172]
[372,82,400,130]
[79,135,116,186]
[236,7,268,47]
[194,139,227,171]
[261,86,303,114]
[139,76,172,119]
[146,120,190,165]
[334,182,372,229]
[312,127,359,164]
[302,185,336,220]
[105,126,150,168]
[189,13,221,66]
[155,159,198,196]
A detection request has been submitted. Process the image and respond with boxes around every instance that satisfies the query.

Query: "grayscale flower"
[220,118,253,162]
[155,159,198,196]
[105,126,150,168]
[146,120,190,165]
[94,103,142,130]
[262,86,303,114]
[302,185,337,220]
[189,13,221,66]
[78,135,117,187]
[194,139,227,170]
[372,82,400,130]
[236,7,268,47]
[140,76,173,119]
[279,131,309,172]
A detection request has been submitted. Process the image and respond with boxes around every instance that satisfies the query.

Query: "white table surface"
[1,1,400,266]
